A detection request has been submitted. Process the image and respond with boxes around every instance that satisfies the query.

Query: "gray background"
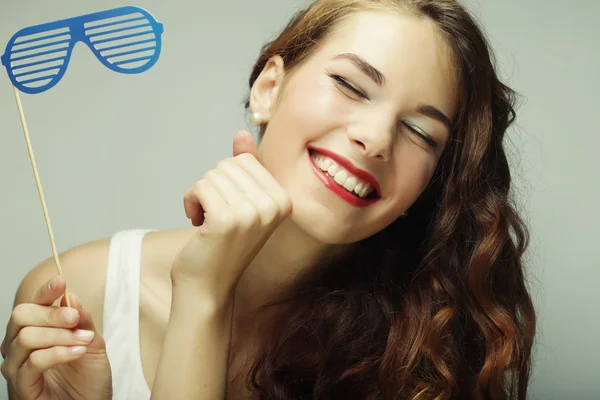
[0,0,598,398]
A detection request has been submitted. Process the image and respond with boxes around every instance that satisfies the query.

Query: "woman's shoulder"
[14,235,113,333]
[14,227,196,333]
[141,227,197,280]
[137,227,197,320]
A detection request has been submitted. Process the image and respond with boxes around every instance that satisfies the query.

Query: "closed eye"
[329,73,368,100]
[327,71,440,150]
[403,123,439,149]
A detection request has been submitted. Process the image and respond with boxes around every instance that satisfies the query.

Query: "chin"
[288,203,381,246]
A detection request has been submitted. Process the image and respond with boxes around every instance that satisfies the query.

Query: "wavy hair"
[241,1,537,399]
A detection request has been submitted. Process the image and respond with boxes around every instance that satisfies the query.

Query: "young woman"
[1,0,537,399]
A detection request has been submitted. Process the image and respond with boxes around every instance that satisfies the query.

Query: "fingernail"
[61,309,78,323]
[48,276,59,291]
[69,293,80,309]
[74,329,95,342]
[70,346,88,355]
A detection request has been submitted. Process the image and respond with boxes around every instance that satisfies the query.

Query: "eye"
[403,123,439,149]
[328,73,368,100]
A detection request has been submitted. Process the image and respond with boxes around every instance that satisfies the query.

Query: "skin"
[231,10,458,344]
[1,9,458,399]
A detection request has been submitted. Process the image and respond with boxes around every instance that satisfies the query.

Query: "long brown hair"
[242,1,536,399]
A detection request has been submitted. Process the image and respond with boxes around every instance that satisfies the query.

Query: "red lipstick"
[308,146,381,197]
[308,148,381,208]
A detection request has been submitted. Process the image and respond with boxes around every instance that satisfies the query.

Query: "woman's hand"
[151,130,292,400]
[1,275,112,400]
[172,130,293,303]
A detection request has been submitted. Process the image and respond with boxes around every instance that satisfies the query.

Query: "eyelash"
[330,73,368,99]
[404,124,439,149]
[327,73,439,149]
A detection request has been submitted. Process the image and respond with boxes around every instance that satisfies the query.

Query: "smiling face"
[249,9,458,244]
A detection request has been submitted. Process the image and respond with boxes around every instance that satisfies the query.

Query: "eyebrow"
[416,104,452,131]
[334,53,386,86]
[333,52,453,130]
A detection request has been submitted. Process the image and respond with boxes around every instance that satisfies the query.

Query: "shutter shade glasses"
[1,6,164,94]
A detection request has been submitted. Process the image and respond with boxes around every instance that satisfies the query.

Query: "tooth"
[354,182,364,195]
[334,170,348,185]
[356,185,364,197]
[313,153,377,198]
[327,164,340,176]
[344,176,357,191]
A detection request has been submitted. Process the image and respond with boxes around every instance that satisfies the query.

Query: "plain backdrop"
[1,1,598,399]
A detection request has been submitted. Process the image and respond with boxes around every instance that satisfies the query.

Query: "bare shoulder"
[141,227,197,279]
[14,228,196,336]
[14,236,112,332]
[137,227,197,316]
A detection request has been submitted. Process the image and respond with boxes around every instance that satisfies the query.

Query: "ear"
[249,55,285,122]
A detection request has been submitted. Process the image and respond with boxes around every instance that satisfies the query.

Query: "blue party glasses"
[1,6,164,94]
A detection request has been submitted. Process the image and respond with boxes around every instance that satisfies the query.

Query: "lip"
[308,145,382,197]
[307,148,381,208]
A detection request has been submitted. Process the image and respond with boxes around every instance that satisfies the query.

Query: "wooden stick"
[12,85,71,308]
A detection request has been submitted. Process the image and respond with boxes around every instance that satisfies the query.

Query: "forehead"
[311,10,458,114]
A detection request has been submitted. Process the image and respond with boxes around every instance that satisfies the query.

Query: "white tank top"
[102,229,155,400]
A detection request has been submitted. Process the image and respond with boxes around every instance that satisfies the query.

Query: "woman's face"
[251,10,458,244]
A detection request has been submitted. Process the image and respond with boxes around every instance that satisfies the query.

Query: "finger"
[17,345,88,394]
[233,154,284,197]
[204,168,245,206]
[31,275,67,307]
[232,130,260,160]
[61,293,105,351]
[183,192,204,227]
[3,326,93,376]
[184,182,209,227]
[235,154,292,217]
[216,159,281,225]
[186,130,258,226]
[183,179,227,227]
[2,275,68,359]
[2,303,79,361]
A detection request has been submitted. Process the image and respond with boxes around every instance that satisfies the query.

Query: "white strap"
[103,229,154,399]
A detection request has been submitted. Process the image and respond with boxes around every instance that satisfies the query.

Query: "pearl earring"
[250,112,265,125]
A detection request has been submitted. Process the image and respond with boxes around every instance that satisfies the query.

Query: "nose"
[346,116,394,162]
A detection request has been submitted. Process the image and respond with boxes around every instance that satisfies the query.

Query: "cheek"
[387,151,437,209]
[275,75,350,136]
[258,77,344,182]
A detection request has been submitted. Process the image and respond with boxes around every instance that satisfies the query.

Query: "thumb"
[233,130,260,161]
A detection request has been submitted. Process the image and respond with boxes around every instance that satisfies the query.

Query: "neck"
[231,216,346,330]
